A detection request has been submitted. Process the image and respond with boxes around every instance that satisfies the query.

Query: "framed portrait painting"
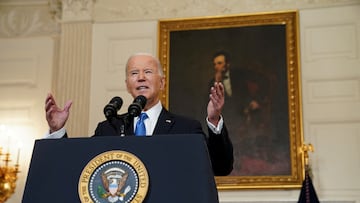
[158,11,304,189]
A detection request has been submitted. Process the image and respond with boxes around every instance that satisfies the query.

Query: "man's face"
[125,55,165,109]
[213,55,229,73]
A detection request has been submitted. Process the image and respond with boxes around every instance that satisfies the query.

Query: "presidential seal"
[78,150,149,203]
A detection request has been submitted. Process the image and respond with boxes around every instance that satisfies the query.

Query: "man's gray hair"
[125,52,164,76]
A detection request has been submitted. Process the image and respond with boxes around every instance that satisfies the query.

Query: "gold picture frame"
[158,11,304,189]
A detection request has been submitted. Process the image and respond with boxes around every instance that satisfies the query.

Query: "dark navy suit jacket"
[94,107,234,176]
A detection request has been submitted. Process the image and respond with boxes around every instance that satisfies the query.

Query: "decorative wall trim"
[54,22,92,136]
[307,78,360,103]
[93,0,360,22]
[0,56,38,87]
[61,0,94,22]
[0,4,59,38]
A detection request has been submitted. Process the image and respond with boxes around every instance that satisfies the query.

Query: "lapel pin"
[165,120,171,123]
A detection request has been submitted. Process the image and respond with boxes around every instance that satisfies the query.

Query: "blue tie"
[135,113,148,136]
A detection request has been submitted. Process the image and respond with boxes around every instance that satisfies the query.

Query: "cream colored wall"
[89,21,158,134]
[0,0,359,203]
[0,37,54,203]
[299,5,360,201]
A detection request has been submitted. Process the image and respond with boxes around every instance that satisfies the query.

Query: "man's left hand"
[207,82,225,126]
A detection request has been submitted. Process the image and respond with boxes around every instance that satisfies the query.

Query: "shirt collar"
[224,70,230,79]
[142,100,162,121]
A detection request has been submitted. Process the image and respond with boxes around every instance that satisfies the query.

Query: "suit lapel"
[153,108,174,134]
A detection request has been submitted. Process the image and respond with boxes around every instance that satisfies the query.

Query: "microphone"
[103,96,123,119]
[128,95,147,117]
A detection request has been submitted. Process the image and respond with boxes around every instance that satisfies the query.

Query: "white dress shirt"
[134,101,162,136]
[222,70,232,97]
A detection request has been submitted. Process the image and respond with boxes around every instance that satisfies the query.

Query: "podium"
[22,134,219,203]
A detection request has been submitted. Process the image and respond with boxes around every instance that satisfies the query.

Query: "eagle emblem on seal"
[97,167,131,202]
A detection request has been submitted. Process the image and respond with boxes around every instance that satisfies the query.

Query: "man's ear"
[159,76,165,90]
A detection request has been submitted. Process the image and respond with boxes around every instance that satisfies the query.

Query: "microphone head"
[128,95,147,117]
[104,96,123,119]
[134,95,147,109]
[110,96,123,110]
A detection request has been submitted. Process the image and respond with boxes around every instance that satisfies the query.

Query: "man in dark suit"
[45,53,233,176]
[209,50,272,175]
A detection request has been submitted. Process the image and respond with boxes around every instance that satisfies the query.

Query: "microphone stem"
[120,124,125,137]
[109,117,122,136]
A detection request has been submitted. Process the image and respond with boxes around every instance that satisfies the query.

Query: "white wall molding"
[61,0,95,22]
[93,0,360,22]
[0,4,59,38]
